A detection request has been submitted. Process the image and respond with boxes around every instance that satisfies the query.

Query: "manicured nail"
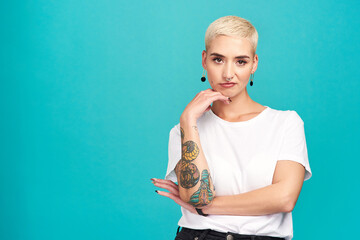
[155,190,158,194]
[150,178,154,181]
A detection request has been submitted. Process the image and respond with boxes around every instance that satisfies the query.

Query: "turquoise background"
[1,0,359,239]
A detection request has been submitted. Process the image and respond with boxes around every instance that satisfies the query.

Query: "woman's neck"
[211,88,264,122]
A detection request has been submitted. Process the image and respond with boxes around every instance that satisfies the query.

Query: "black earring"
[250,73,254,86]
[201,69,206,82]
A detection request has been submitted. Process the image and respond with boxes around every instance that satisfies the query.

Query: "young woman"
[151,16,312,240]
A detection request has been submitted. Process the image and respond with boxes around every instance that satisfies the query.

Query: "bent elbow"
[284,202,295,213]
[282,195,296,213]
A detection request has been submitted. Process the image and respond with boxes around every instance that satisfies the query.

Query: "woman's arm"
[153,160,305,216]
[172,89,229,208]
[196,160,305,216]
[175,116,216,208]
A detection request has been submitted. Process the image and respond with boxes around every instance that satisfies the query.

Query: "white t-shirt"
[164,105,312,240]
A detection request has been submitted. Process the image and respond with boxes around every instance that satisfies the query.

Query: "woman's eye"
[213,58,222,63]
[237,60,247,65]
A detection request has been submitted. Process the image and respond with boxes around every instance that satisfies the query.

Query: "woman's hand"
[180,88,230,123]
[151,178,198,214]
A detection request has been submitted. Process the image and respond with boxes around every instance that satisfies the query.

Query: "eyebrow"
[209,52,250,59]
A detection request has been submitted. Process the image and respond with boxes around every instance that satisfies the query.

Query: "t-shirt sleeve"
[164,124,181,182]
[277,111,312,181]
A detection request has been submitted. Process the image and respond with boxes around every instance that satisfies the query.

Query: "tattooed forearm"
[177,158,200,188]
[176,122,216,206]
[182,141,199,161]
[176,140,200,189]
[180,126,197,138]
[189,169,214,207]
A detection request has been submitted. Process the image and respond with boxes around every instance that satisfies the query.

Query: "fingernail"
[150,178,155,181]
[155,190,158,194]
[228,97,232,102]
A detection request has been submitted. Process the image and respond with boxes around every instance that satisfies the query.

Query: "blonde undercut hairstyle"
[204,16,258,56]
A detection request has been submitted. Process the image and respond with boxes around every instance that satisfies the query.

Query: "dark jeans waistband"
[178,226,285,240]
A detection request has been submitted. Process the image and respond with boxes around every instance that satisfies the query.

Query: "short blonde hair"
[204,16,258,56]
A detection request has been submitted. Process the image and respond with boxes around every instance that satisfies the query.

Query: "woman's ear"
[201,50,207,69]
[252,53,259,73]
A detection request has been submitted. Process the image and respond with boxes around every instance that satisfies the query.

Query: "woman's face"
[202,35,258,97]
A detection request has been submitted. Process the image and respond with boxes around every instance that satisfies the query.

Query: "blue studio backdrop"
[1,1,359,239]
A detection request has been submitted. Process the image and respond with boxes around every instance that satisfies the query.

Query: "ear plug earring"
[201,69,206,82]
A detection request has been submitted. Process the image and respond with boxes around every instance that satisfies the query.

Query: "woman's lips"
[220,83,236,88]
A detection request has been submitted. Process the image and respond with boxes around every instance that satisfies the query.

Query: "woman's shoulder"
[267,106,304,125]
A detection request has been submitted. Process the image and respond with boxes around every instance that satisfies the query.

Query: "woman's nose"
[223,62,234,79]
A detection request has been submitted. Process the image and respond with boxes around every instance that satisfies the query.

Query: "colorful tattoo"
[177,159,200,188]
[177,140,200,188]
[189,169,214,207]
[182,141,199,161]
[176,126,201,189]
